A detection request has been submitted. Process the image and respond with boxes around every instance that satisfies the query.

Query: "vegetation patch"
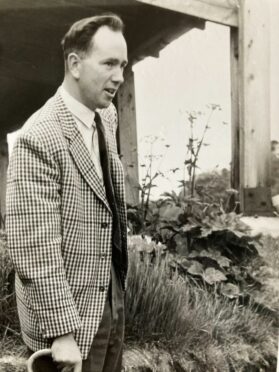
[126,235,278,371]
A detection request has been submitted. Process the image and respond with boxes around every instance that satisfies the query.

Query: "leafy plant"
[136,135,170,227]
[180,104,224,198]
[128,193,279,325]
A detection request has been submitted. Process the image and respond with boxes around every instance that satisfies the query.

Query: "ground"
[241,216,279,238]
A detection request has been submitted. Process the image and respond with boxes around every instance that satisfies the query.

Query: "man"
[6,14,128,372]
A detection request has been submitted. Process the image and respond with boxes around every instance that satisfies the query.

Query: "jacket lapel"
[53,91,111,213]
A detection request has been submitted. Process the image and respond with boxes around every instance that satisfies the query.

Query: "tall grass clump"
[0,229,21,357]
[125,246,278,371]
[125,249,187,344]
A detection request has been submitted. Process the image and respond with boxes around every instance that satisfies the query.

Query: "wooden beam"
[238,0,271,215]
[230,27,240,210]
[117,66,139,205]
[135,0,239,27]
[130,20,204,63]
[0,0,132,10]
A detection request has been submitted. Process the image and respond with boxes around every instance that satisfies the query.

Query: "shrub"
[194,168,232,204]
[132,192,278,317]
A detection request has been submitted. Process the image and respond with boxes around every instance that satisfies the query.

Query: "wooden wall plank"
[238,0,271,214]
[136,0,239,27]
[117,66,139,205]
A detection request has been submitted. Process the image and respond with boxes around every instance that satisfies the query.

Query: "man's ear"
[67,52,82,79]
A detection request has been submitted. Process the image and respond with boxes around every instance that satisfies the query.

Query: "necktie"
[91,122,103,181]
[95,112,128,279]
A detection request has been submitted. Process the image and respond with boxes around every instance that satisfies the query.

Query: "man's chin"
[97,100,112,109]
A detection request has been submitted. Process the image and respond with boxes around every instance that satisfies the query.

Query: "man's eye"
[105,61,114,67]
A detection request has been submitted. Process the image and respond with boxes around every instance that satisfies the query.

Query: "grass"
[0,233,25,367]
[254,235,279,311]
[125,241,278,371]
[0,230,20,358]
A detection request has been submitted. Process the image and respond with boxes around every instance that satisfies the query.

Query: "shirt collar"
[59,85,95,128]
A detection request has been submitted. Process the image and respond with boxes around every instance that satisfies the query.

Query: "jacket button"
[99,286,105,292]
[100,253,106,259]
[101,222,108,228]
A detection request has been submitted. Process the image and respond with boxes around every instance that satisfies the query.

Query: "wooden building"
[0,0,272,217]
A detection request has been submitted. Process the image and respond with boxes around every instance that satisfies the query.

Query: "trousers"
[28,265,125,372]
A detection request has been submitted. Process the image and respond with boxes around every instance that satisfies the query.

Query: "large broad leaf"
[201,227,213,237]
[188,250,199,258]
[200,249,231,268]
[229,265,243,282]
[174,257,192,272]
[173,234,188,256]
[221,283,240,298]
[189,249,231,269]
[216,255,231,268]
[187,261,204,276]
[202,268,227,285]
[181,224,197,232]
[159,203,184,222]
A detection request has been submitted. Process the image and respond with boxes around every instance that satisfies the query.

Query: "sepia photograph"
[0,0,278,371]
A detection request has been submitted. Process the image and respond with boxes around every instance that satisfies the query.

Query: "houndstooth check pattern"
[5,90,128,359]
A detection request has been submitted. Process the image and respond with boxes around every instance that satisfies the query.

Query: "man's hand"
[51,333,82,372]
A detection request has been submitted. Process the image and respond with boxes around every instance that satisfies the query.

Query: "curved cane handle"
[26,348,52,372]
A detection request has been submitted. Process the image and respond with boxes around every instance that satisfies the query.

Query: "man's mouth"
[104,88,117,96]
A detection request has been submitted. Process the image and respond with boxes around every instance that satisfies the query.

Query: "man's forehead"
[90,28,127,62]
[91,26,126,48]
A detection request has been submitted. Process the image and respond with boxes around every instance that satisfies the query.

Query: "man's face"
[75,26,128,110]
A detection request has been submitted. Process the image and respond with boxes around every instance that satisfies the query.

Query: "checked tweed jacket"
[6,89,128,359]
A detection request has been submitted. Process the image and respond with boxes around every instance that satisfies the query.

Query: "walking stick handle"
[26,348,52,372]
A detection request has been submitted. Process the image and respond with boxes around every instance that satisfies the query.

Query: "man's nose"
[112,67,124,85]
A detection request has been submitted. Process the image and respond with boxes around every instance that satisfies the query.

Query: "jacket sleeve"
[6,132,81,339]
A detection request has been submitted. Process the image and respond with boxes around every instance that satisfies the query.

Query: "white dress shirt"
[59,85,103,182]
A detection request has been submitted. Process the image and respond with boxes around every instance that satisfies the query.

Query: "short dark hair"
[61,13,124,61]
